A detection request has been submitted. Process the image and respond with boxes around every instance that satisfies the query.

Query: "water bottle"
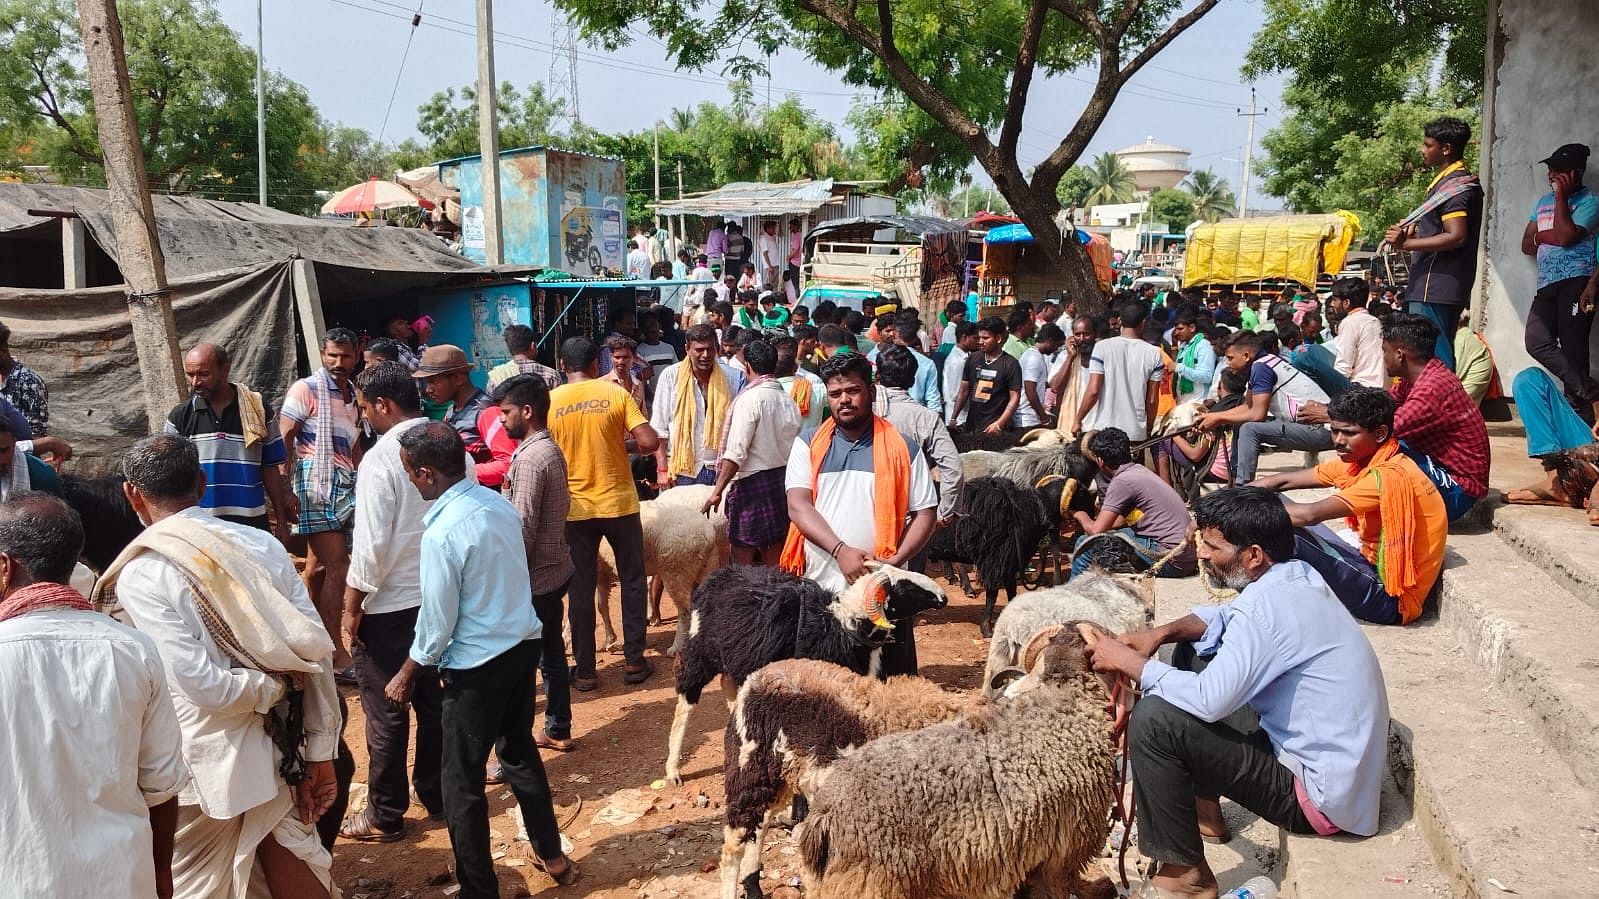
[1223,876,1279,899]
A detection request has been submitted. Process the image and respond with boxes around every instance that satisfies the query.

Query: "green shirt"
[1003,334,1031,359]
[1240,306,1261,331]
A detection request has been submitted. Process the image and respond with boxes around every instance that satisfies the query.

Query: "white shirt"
[1084,335,1165,441]
[116,508,340,819]
[348,417,476,615]
[722,380,803,477]
[942,346,970,426]
[651,362,747,475]
[1335,308,1386,388]
[757,234,782,274]
[1016,347,1053,428]
[784,427,938,594]
[0,609,189,898]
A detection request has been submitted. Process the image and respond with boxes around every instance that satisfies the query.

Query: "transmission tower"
[548,13,581,128]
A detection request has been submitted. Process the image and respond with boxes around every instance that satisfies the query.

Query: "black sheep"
[926,476,1051,638]
[59,473,143,573]
[662,562,948,786]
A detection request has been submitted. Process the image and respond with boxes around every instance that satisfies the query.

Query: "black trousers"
[1129,695,1314,866]
[1525,276,1599,408]
[565,514,648,675]
[355,606,444,828]
[441,640,564,898]
[533,580,573,739]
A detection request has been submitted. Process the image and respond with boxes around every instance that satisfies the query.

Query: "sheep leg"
[979,587,998,638]
[595,569,621,653]
[737,810,779,899]
[663,572,696,657]
[720,824,756,899]
[664,694,697,786]
[958,563,978,596]
[648,575,665,625]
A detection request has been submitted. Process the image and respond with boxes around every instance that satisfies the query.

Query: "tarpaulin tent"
[1183,212,1360,289]
[978,224,1113,302]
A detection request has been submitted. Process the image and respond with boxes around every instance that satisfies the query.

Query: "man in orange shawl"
[780,353,938,669]
[1251,386,1447,624]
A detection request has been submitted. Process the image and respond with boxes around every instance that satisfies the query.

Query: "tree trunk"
[1002,185,1107,315]
[76,0,185,431]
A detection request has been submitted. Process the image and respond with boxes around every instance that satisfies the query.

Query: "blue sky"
[219,0,1285,199]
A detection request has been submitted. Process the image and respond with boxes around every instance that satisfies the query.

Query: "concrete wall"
[1478,0,1599,382]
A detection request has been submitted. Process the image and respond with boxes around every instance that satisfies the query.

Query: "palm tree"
[1083,152,1137,207]
[1185,169,1237,222]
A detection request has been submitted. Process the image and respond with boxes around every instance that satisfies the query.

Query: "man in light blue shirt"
[868,311,941,412]
[1088,486,1388,899]
[384,422,578,891]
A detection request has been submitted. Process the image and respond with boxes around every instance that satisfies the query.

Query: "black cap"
[1541,143,1590,170]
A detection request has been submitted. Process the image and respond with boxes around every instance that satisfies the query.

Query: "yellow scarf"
[234,383,268,448]
[667,360,730,478]
[788,377,812,416]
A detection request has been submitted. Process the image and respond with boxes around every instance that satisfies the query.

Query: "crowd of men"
[4,117,1599,899]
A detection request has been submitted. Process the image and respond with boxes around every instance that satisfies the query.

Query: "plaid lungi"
[726,465,790,548]
[290,458,356,535]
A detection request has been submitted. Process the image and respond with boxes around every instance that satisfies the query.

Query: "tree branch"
[1111,0,1146,38]
[1117,0,1219,82]
[997,0,1048,161]
[28,57,97,165]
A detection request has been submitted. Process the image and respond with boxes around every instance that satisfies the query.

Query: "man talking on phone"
[1521,142,1599,422]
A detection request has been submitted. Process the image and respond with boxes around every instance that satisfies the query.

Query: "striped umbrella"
[320,178,432,216]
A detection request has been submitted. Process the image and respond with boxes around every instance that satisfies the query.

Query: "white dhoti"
[172,786,337,899]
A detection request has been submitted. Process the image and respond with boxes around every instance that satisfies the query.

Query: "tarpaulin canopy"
[0,182,492,280]
[981,224,1114,289]
[1183,212,1361,289]
[803,214,962,247]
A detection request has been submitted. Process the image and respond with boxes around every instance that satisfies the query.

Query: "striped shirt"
[280,373,359,470]
[165,393,288,523]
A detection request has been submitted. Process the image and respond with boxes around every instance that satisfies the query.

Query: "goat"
[663,562,947,786]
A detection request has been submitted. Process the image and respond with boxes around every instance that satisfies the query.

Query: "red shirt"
[1391,358,1490,497]
[472,405,520,489]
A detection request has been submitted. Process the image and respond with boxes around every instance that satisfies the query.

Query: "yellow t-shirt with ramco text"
[548,379,649,521]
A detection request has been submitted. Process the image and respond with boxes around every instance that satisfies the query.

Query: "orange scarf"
[788,378,812,416]
[1321,439,1425,603]
[779,416,910,575]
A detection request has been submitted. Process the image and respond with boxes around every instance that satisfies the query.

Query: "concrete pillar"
[61,218,87,289]
[291,259,326,375]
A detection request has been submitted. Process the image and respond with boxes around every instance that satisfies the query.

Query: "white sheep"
[795,626,1118,899]
[720,659,970,899]
[980,569,1153,698]
[594,484,730,657]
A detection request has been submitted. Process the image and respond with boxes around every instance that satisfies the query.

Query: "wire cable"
[376,1,425,152]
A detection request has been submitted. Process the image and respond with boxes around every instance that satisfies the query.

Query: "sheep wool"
[981,569,1153,698]
[720,660,970,899]
[797,631,1117,899]
[925,475,1051,637]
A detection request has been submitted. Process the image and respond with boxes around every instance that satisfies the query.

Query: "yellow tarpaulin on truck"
[1183,212,1360,288]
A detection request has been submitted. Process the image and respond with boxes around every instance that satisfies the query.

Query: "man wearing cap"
[417,345,512,488]
[1383,117,1483,369]
[1521,142,1599,422]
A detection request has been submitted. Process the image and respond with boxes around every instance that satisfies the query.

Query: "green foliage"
[1183,169,1235,222]
[1245,0,1485,235]
[0,0,334,210]
[1148,187,1195,232]
[1083,152,1137,207]
[1056,165,1096,210]
[412,81,566,161]
[922,183,1012,218]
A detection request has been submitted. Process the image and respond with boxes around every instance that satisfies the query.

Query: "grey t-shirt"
[1100,463,1194,563]
[1084,336,1164,441]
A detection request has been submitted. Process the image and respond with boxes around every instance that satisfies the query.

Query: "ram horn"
[1019,624,1068,673]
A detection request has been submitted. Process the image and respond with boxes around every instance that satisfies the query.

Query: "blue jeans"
[1070,528,1164,578]
[1291,524,1402,625]
[1398,441,1477,522]
[1407,300,1463,371]
[1233,420,1334,484]
[676,468,717,487]
[1513,368,1594,457]
[1290,344,1352,397]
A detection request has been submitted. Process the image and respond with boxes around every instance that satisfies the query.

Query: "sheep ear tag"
[861,572,892,631]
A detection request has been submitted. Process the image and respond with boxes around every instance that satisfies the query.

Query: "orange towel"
[780,416,910,574]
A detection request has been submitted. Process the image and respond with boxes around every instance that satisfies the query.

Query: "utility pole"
[75,0,184,431]
[676,159,685,246]
[653,122,662,230]
[255,0,266,206]
[1236,88,1266,219]
[476,0,503,265]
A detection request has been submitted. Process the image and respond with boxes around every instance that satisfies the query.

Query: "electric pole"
[476,0,503,265]
[653,122,661,230]
[75,0,185,431]
[256,0,266,206]
[1236,88,1266,219]
[676,159,685,246]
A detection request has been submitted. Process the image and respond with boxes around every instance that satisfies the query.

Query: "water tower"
[1114,137,1191,194]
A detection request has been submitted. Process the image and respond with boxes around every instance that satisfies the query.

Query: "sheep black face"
[1035,451,1101,530]
[881,570,948,623]
[632,454,660,500]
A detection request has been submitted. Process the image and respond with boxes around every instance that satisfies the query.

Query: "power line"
[376,1,425,148]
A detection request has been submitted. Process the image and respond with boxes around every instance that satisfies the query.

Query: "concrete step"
[1279,760,1448,898]
[1434,530,1599,791]
[1491,505,1599,614]
[1365,614,1599,898]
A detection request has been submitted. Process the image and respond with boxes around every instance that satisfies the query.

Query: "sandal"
[1504,484,1569,506]
[536,732,575,751]
[339,808,405,843]
[532,854,581,886]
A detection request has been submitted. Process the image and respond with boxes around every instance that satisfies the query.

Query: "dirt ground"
[330,574,1008,899]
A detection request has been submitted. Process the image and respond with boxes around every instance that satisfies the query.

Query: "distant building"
[1113,137,1192,194]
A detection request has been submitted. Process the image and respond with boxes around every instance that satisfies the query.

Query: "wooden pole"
[476,0,504,265]
[76,0,185,431]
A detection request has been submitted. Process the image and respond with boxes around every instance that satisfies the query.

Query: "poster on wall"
[462,205,485,253]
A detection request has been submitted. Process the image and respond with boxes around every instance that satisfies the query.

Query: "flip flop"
[1503,484,1569,506]
[532,855,581,886]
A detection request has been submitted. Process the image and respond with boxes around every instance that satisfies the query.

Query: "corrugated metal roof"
[654,178,844,217]
[434,144,624,168]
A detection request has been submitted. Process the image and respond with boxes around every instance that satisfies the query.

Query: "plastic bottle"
[1223,876,1279,899]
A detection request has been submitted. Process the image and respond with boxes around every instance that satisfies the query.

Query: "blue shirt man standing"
[384,421,578,893]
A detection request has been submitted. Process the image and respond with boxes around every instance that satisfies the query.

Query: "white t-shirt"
[1084,335,1165,441]
[942,346,969,426]
[757,234,782,275]
[1015,347,1053,428]
[784,427,937,594]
